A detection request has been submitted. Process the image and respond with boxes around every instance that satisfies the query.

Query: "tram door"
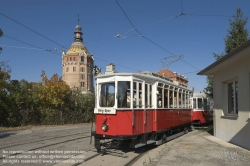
[132,81,153,134]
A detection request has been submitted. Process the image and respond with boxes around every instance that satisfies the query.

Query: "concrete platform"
[133,130,250,166]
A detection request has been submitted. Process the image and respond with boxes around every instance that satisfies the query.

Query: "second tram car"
[191,93,213,125]
[92,64,194,152]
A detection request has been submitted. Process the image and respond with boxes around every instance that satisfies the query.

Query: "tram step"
[147,140,156,144]
[155,140,162,145]
[134,143,146,148]
[155,131,186,146]
[166,131,185,141]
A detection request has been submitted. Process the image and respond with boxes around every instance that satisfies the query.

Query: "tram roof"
[96,71,193,91]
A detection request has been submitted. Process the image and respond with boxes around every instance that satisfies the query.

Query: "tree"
[225,8,249,54]
[0,62,11,126]
[204,8,249,98]
[39,71,71,124]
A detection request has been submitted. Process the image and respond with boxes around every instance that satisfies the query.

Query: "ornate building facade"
[62,24,94,92]
[156,69,188,87]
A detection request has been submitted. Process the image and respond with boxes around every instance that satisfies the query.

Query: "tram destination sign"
[94,108,116,114]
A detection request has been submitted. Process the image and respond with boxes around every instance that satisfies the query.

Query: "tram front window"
[100,83,115,107]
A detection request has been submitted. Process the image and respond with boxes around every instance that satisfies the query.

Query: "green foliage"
[203,75,213,99]
[213,52,225,61]
[0,69,95,127]
[225,8,249,54]
[0,62,11,126]
[204,8,249,99]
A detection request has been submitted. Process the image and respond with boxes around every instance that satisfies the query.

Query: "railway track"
[0,125,94,166]
[1,126,193,166]
[0,134,91,161]
[124,144,156,166]
[76,130,190,166]
[0,131,90,149]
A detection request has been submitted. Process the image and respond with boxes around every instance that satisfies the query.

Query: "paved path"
[134,130,250,166]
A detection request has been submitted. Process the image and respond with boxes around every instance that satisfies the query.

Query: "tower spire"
[74,14,83,42]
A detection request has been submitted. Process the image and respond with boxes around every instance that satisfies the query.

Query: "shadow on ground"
[0,132,15,139]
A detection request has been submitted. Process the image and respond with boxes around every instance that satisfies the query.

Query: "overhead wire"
[0,13,64,48]
[115,0,174,55]
[3,34,61,56]
[1,8,145,73]
[115,0,200,71]
[0,44,45,51]
[63,39,139,72]
[94,57,138,72]
[2,2,218,72]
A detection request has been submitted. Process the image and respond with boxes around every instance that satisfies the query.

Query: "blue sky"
[1,0,250,93]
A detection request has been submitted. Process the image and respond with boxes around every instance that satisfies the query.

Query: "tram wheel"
[94,137,102,153]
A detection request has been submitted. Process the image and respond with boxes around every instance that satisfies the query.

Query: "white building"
[198,39,250,150]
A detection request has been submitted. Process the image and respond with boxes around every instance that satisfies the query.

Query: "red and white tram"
[191,93,213,125]
[92,64,193,152]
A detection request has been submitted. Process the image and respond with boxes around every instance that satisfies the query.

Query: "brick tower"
[62,23,94,92]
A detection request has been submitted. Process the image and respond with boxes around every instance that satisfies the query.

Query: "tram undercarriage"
[93,123,192,153]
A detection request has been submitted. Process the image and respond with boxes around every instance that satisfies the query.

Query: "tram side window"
[174,90,177,108]
[186,93,192,108]
[203,98,208,111]
[185,93,188,108]
[149,84,152,108]
[193,98,197,109]
[145,84,148,108]
[139,83,143,108]
[164,87,169,108]
[179,92,182,108]
[99,83,115,107]
[118,81,131,108]
[169,88,173,108]
[157,84,163,108]
[133,82,137,108]
[198,98,203,109]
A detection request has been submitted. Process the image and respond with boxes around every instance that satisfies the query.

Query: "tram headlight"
[101,123,108,132]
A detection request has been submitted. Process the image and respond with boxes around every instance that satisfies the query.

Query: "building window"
[81,56,84,62]
[73,67,76,72]
[81,74,85,80]
[66,67,69,72]
[80,67,85,72]
[70,57,72,61]
[227,81,238,115]
[81,82,85,87]
[73,57,75,61]
[67,57,68,61]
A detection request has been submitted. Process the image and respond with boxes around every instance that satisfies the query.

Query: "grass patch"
[198,125,214,135]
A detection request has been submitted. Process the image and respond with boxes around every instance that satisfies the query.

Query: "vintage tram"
[92,64,193,152]
[191,93,213,125]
